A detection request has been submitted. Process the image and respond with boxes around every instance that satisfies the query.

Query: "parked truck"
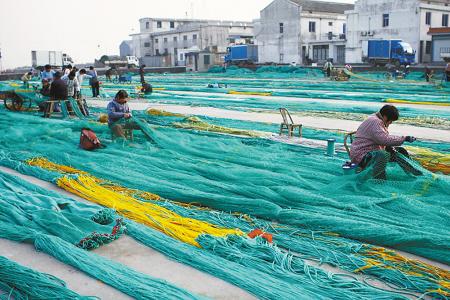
[363,40,415,66]
[103,55,139,68]
[224,45,258,65]
[31,50,74,68]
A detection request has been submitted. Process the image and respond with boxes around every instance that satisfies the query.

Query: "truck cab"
[391,42,415,66]
[126,56,139,68]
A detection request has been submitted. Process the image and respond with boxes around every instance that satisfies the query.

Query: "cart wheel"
[1,92,31,111]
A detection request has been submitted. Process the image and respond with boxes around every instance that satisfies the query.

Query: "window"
[343,23,346,34]
[163,37,168,43]
[173,36,177,42]
[155,49,160,55]
[144,42,150,47]
[279,22,284,33]
[183,35,187,41]
[328,32,333,40]
[328,22,333,26]
[193,34,197,40]
[425,41,432,54]
[204,55,210,65]
[145,22,150,29]
[382,14,389,27]
[443,14,449,26]
[157,21,162,28]
[164,48,168,54]
[155,38,159,44]
[309,21,316,33]
[425,12,431,25]
[170,21,175,28]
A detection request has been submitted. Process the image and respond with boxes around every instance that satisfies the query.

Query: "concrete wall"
[257,0,301,64]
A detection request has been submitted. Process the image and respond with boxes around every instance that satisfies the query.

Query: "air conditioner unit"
[368,31,375,36]
[360,31,367,36]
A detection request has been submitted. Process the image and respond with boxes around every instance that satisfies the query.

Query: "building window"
[170,21,175,28]
[343,23,346,34]
[157,21,162,28]
[328,22,333,26]
[173,36,177,42]
[425,41,432,54]
[204,55,210,65]
[155,49,160,55]
[309,21,316,33]
[328,32,333,40]
[144,42,150,48]
[164,48,168,54]
[183,35,188,41]
[193,34,197,40]
[155,38,159,44]
[145,22,150,29]
[425,12,431,25]
[279,22,284,33]
[164,37,168,43]
[443,14,449,26]
[382,14,389,27]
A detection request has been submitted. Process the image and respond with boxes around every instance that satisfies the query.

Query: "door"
[336,45,345,64]
[419,40,423,63]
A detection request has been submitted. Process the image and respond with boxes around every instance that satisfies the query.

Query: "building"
[119,40,133,57]
[129,18,253,68]
[428,27,450,62]
[255,0,354,65]
[346,0,450,64]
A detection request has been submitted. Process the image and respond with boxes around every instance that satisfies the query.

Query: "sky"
[0,0,353,69]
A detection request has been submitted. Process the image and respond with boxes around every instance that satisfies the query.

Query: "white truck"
[104,55,139,68]
[31,50,75,68]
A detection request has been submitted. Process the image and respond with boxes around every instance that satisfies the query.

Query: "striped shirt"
[350,113,405,164]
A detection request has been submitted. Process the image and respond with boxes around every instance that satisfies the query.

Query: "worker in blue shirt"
[107,90,140,139]
[40,64,55,82]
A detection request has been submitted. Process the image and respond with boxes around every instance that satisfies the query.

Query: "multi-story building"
[129,18,253,68]
[428,27,450,62]
[346,0,450,64]
[119,40,133,57]
[255,0,354,65]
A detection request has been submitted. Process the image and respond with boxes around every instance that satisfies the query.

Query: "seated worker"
[21,72,33,88]
[350,105,422,180]
[107,90,140,139]
[38,79,51,111]
[47,71,68,114]
[141,82,152,95]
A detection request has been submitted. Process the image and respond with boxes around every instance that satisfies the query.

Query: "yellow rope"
[405,146,450,175]
[27,158,243,247]
[228,90,272,96]
[386,98,450,107]
[146,108,184,117]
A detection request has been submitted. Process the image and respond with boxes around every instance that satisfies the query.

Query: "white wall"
[256,0,301,64]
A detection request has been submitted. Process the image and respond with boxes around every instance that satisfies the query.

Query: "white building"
[346,0,450,64]
[255,0,354,65]
[130,18,253,68]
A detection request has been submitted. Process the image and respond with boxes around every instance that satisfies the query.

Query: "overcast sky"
[0,0,353,69]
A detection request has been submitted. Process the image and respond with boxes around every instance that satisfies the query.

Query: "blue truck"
[365,40,415,66]
[224,45,258,65]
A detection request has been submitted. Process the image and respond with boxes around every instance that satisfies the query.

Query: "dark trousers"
[91,82,100,97]
[359,147,422,180]
[326,68,331,77]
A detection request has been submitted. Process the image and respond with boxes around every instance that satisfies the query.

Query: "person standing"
[87,66,99,97]
[323,59,333,77]
[40,64,55,82]
[139,64,146,84]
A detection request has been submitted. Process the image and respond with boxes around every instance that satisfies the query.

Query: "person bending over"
[107,90,139,139]
[350,105,422,180]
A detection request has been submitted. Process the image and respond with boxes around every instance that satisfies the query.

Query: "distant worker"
[66,71,79,98]
[323,59,333,77]
[445,62,450,82]
[105,68,112,82]
[107,90,140,139]
[63,64,73,76]
[45,71,67,115]
[350,105,422,180]
[21,71,33,88]
[40,64,55,82]
[87,66,100,97]
[424,66,433,82]
[141,82,152,95]
[139,65,146,84]
[38,79,51,112]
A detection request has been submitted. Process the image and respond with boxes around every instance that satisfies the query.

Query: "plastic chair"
[279,108,302,137]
